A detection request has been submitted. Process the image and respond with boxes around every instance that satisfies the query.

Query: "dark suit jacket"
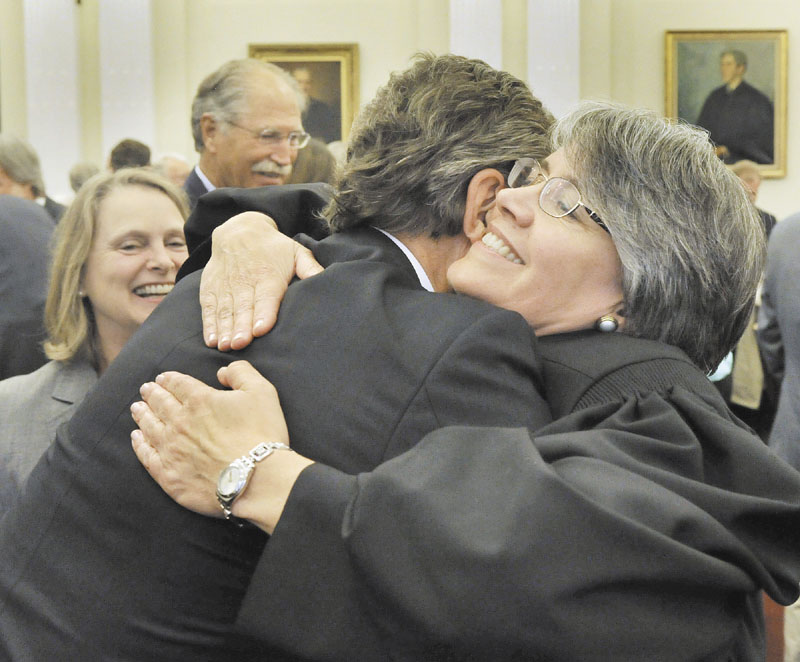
[0,196,53,380]
[0,188,548,660]
[42,196,66,222]
[183,166,210,209]
[759,211,800,468]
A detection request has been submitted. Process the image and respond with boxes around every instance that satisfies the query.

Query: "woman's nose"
[146,245,176,272]
[496,186,536,228]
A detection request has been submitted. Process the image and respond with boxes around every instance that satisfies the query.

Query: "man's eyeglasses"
[226,120,311,149]
[507,158,610,234]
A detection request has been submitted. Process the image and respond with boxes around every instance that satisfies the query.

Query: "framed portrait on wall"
[665,30,787,178]
[249,43,359,145]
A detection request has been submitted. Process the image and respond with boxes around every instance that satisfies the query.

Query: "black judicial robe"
[696,80,774,164]
[238,331,800,661]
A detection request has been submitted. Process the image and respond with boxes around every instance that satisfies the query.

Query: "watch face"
[218,463,248,498]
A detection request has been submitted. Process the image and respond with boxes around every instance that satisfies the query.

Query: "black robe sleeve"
[237,388,800,661]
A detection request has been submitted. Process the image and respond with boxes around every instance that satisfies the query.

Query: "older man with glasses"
[183,58,310,209]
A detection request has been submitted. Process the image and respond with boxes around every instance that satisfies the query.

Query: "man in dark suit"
[758,210,800,660]
[759,211,800,467]
[0,133,65,222]
[183,59,310,209]
[0,54,554,660]
[0,195,53,380]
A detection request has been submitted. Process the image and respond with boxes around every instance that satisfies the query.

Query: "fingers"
[146,370,212,407]
[250,282,284,338]
[199,287,220,349]
[213,290,236,352]
[248,245,323,338]
[130,428,165,479]
[229,289,256,351]
[295,245,324,280]
[200,211,324,351]
[216,360,277,396]
[200,279,234,351]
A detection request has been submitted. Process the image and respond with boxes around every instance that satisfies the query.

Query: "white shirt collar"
[194,165,216,193]
[372,228,434,292]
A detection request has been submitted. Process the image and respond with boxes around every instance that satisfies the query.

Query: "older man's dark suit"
[0,187,548,660]
[183,166,210,209]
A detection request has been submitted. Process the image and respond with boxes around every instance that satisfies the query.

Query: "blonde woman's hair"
[43,168,189,369]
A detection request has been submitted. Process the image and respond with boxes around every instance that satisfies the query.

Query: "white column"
[23,0,81,201]
[98,0,155,161]
[527,0,580,118]
[449,0,503,69]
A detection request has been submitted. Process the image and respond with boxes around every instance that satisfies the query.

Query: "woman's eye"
[167,240,187,249]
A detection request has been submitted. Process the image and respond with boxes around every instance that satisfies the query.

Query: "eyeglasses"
[226,120,311,149]
[507,158,610,234]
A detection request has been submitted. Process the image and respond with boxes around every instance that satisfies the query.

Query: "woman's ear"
[462,168,505,242]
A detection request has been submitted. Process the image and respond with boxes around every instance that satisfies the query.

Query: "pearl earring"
[595,314,619,333]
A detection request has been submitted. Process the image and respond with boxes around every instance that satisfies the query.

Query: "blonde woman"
[0,168,189,510]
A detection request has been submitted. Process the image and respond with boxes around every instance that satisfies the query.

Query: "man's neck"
[196,155,220,189]
[727,77,743,92]
[393,232,471,292]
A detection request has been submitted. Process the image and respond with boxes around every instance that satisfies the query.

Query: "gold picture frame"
[249,43,359,144]
[665,30,787,178]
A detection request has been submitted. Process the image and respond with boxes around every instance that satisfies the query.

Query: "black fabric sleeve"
[237,389,800,661]
[178,184,333,279]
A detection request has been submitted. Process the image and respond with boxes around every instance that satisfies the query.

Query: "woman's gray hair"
[0,134,46,197]
[326,52,554,237]
[552,101,765,372]
[190,58,305,152]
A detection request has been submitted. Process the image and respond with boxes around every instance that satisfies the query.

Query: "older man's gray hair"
[190,59,306,153]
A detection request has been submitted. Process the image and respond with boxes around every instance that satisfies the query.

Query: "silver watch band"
[218,441,292,521]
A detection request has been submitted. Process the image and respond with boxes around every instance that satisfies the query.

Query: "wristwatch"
[216,441,291,520]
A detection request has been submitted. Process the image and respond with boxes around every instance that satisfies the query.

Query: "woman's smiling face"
[447,148,625,335]
[81,184,188,349]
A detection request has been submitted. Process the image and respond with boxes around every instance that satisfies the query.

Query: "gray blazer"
[758,212,800,469]
[0,359,96,512]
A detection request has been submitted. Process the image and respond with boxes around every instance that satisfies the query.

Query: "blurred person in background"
[68,161,100,194]
[0,196,54,382]
[154,153,192,187]
[108,138,151,171]
[0,133,65,222]
[730,159,776,237]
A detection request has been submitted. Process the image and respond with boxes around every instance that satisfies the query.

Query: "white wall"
[152,0,452,164]
[580,0,800,219]
[2,0,799,217]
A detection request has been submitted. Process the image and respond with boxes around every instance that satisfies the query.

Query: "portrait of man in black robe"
[695,49,774,164]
